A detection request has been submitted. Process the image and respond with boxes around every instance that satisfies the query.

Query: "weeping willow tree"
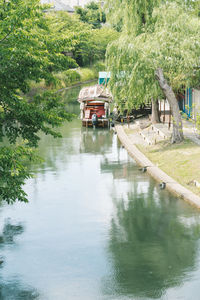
[105,0,200,143]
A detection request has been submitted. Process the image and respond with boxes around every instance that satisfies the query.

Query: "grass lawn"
[137,139,200,196]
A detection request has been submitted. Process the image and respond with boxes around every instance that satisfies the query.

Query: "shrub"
[93,61,106,73]
[64,69,81,84]
[77,68,97,81]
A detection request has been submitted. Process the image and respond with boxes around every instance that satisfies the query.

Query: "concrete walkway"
[182,119,200,146]
[129,118,200,146]
[116,124,200,209]
[152,119,200,146]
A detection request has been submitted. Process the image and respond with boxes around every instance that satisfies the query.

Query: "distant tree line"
[75,1,106,29]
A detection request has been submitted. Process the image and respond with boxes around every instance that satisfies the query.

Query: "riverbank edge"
[115,124,200,209]
[56,78,97,93]
[27,65,100,98]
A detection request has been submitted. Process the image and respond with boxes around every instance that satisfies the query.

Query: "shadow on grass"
[148,138,199,154]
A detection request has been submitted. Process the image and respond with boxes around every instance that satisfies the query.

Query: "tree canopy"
[75,1,106,29]
[45,11,118,66]
[107,2,200,107]
[0,0,77,203]
[105,0,200,142]
[0,0,118,204]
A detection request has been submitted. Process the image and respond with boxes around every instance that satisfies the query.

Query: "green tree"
[86,27,119,65]
[45,11,91,66]
[46,11,118,67]
[75,1,106,29]
[0,0,75,203]
[106,0,200,143]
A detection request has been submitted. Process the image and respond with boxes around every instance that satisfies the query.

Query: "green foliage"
[75,1,106,29]
[73,25,119,66]
[62,69,81,85]
[0,0,118,203]
[93,61,106,73]
[105,0,161,33]
[30,65,99,93]
[0,146,38,204]
[45,11,118,67]
[82,27,119,66]
[45,11,91,67]
[77,68,97,81]
[0,0,76,203]
[106,0,200,111]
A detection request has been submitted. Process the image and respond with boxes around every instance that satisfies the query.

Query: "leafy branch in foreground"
[0,146,37,204]
[0,0,76,203]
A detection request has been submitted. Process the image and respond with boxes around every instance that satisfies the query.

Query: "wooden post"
[168,107,171,130]
[159,100,161,117]
[163,100,165,124]
[127,114,130,128]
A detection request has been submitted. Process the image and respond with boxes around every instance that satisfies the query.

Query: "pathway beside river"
[115,123,200,208]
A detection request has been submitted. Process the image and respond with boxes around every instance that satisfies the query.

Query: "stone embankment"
[116,124,200,209]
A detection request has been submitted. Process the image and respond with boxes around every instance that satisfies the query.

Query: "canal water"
[0,86,200,300]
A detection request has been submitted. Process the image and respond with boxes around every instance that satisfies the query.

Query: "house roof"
[78,84,113,103]
[41,0,74,12]
[54,0,74,12]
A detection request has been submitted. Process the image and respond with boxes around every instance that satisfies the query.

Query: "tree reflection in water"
[0,281,39,300]
[0,219,39,300]
[0,219,24,245]
[80,128,113,155]
[105,183,200,299]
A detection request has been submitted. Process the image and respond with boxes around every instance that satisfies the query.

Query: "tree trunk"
[155,68,183,143]
[151,99,160,124]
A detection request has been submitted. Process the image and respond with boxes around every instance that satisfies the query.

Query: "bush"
[93,61,106,73]
[77,68,98,81]
[54,69,81,87]
[64,69,81,84]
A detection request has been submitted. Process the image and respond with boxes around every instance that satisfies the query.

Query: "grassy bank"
[27,61,104,98]
[54,67,98,89]
[137,139,200,196]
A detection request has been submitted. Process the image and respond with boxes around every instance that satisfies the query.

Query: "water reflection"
[0,219,39,300]
[106,183,200,299]
[80,128,112,154]
[0,280,39,300]
[101,158,140,181]
[33,120,81,174]
[0,219,24,245]
[0,85,200,299]
[60,81,96,115]
[31,83,90,174]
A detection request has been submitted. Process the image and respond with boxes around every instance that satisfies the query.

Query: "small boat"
[78,84,112,128]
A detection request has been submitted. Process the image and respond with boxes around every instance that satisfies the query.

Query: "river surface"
[1,86,200,300]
